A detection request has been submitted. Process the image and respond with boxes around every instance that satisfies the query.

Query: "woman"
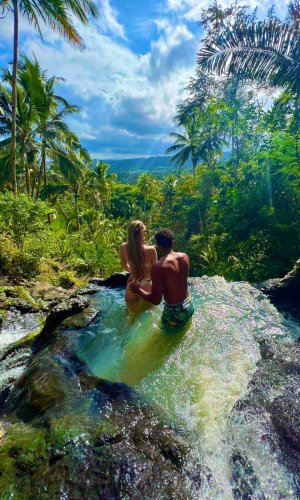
[120,220,157,302]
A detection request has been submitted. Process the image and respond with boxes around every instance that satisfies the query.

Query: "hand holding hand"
[129,282,141,295]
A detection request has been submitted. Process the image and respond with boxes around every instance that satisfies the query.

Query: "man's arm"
[130,264,163,305]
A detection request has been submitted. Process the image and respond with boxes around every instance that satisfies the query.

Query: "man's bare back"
[130,228,194,330]
[153,252,189,304]
[129,229,194,330]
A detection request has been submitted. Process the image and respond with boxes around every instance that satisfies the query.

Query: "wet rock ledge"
[259,258,300,319]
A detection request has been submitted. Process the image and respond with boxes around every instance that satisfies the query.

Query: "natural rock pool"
[1,276,300,498]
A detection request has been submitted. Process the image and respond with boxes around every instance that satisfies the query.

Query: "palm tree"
[0,0,98,194]
[41,145,90,229]
[197,15,300,96]
[0,64,38,193]
[166,112,202,177]
[167,106,227,175]
[0,57,82,196]
[18,57,80,197]
[87,161,117,210]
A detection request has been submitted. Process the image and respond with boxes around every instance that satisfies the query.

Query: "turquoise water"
[77,277,300,498]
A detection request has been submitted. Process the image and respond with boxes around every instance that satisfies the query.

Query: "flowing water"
[0,310,43,394]
[77,276,300,499]
[1,277,300,498]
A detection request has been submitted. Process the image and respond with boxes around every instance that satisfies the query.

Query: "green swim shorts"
[161,296,194,331]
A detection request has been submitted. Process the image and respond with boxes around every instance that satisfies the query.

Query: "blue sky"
[0,0,289,159]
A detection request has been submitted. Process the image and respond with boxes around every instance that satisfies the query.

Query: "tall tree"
[167,105,228,176]
[197,12,300,96]
[0,57,83,196]
[0,0,98,194]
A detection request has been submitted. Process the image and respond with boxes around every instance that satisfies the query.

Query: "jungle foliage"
[1,1,300,285]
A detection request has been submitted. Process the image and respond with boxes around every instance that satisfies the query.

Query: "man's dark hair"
[155,228,174,249]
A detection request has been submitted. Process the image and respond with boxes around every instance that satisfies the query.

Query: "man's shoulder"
[175,252,189,260]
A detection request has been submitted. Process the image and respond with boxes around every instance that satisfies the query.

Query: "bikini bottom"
[128,277,152,288]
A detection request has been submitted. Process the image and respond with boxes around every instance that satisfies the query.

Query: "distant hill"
[95,156,191,183]
[95,152,231,183]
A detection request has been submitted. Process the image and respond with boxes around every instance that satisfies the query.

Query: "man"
[130,228,194,330]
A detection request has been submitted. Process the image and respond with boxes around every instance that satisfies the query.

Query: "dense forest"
[1,0,300,286]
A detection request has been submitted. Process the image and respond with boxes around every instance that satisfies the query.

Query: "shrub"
[57,270,78,289]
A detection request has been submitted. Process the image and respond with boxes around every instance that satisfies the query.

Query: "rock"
[29,283,70,302]
[0,285,41,313]
[6,362,67,420]
[259,258,300,318]
[75,283,100,296]
[90,272,130,288]
[1,366,203,499]
[32,296,90,353]
[229,343,300,494]
[60,308,99,329]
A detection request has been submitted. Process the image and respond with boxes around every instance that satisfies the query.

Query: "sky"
[0,0,290,159]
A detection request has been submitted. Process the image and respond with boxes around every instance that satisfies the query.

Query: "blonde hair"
[127,220,145,280]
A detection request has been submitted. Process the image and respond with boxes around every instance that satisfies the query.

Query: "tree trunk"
[36,145,46,199]
[11,0,19,195]
[22,142,30,195]
[74,186,80,230]
[191,152,197,177]
[35,164,43,199]
[42,143,47,188]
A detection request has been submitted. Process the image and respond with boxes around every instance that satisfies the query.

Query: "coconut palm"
[197,14,300,96]
[87,162,117,210]
[167,106,228,176]
[0,0,98,194]
[0,65,38,193]
[0,57,84,197]
[166,112,202,177]
[17,57,81,197]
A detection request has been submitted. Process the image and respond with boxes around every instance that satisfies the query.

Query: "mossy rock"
[0,285,43,313]
[7,364,67,420]
[0,309,7,328]
[0,422,48,498]
[47,415,93,452]
[93,418,123,446]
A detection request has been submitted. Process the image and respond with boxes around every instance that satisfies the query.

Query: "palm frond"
[40,183,69,200]
[198,19,300,93]
[169,147,191,167]
[165,143,186,154]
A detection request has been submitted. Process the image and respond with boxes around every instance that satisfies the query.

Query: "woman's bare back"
[120,243,157,302]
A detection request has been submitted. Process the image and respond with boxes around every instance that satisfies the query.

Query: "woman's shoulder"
[120,242,127,252]
[144,245,157,256]
[144,244,156,251]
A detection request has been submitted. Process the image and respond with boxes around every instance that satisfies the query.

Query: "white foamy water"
[78,276,300,498]
[0,310,43,391]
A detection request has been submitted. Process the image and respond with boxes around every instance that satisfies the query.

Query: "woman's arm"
[119,243,131,273]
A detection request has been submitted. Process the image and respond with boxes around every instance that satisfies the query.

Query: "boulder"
[229,343,300,494]
[259,258,300,318]
[90,272,130,288]
[0,286,41,314]
[32,296,90,353]
[60,307,99,329]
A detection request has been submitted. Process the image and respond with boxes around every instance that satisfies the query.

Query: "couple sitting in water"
[120,220,194,330]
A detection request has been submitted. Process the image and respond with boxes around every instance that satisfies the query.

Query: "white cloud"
[98,0,126,40]
[0,4,198,156]
[166,0,289,21]
[20,14,196,128]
